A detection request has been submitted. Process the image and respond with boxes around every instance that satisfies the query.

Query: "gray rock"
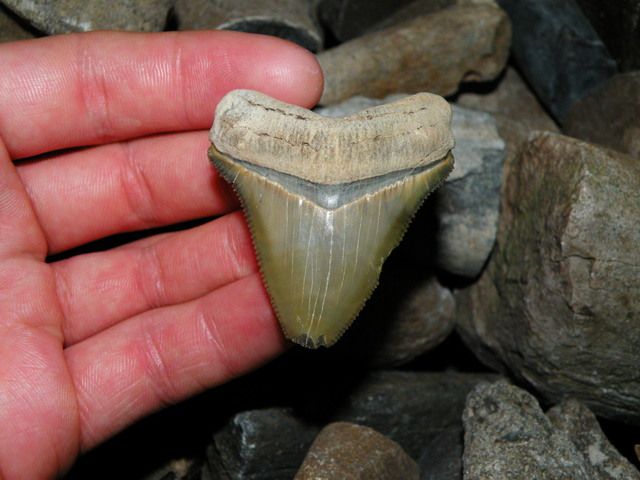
[463,380,592,479]
[456,66,559,133]
[174,0,323,52]
[2,0,172,33]
[314,0,415,42]
[435,105,504,277]
[207,371,499,478]
[457,132,640,424]
[207,408,319,480]
[318,96,507,278]
[418,428,463,480]
[142,458,207,480]
[295,422,419,480]
[496,0,616,122]
[575,0,640,72]
[564,71,640,158]
[548,400,640,480]
[317,3,510,105]
[0,4,35,42]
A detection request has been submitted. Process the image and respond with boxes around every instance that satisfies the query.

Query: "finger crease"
[118,141,159,229]
[141,324,177,408]
[195,308,236,380]
[77,38,116,144]
[136,244,168,311]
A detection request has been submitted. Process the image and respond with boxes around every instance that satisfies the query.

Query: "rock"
[457,132,640,424]
[564,71,640,158]
[174,0,323,52]
[314,0,415,42]
[463,380,592,479]
[496,0,617,122]
[318,96,507,279]
[2,0,172,33]
[207,408,319,480]
[456,66,559,133]
[143,458,208,480]
[0,4,35,42]
[575,0,640,72]
[207,371,499,478]
[337,269,456,367]
[317,3,511,105]
[434,105,504,277]
[295,422,419,480]
[367,0,456,32]
[547,399,640,480]
[418,428,463,480]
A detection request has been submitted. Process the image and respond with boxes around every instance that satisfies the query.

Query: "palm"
[0,31,322,479]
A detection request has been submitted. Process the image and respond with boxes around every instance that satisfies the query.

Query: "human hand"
[0,31,322,479]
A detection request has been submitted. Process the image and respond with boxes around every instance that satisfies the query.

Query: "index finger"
[0,31,323,159]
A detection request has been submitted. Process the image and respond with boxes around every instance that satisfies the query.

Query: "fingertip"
[221,32,324,109]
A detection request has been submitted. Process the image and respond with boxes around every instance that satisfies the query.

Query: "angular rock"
[317,3,511,105]
[207,371,499,478]
[0,4,35,42]
[456,66,559,133]
[457,132,640,423]
[564,71,640,158]
[314,0,414,42]
[318,96,507,278]
[575,0,640,72]
[174,0,323,52]
[295,422,419,480]
[418,428,463,480]
[547,400,640,480]
[463,381,592,479]
[3,0,172,33]
[497,0,616,122]
[207,408,319,480]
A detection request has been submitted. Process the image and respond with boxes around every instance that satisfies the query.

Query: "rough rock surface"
[207,371,499,478]
[418,428,463,480]
[548,400,640,480]
[0,4,34,41]
[318,96,506,278]
[456,66,559,133]
[207,408,319,480]
[295,422,419,480]
[174,0,323,52]
[317,3,511,105]
[575,0,640,72]
[497,0,616,122]
[2,0,172,33]
[463,381,592,479]
[564,71,640,158]
[457,132,640,423]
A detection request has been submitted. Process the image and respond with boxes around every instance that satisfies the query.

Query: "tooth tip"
[291,334,329,349]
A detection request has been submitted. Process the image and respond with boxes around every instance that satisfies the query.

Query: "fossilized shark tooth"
[208,90,454,348]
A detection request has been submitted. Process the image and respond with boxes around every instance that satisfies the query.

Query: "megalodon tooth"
[208,90,454,348]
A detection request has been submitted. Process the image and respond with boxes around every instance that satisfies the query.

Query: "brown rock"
[547,400,640,480]
[457,132,640,423]
[456,67,559,133]
[174,0,323,52]
[294,422,419,480]
[317,3,511,105]
[564,72,640,158]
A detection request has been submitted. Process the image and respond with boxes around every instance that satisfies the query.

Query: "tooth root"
[211,148,453,348]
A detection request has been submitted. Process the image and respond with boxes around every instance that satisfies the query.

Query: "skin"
[0,31,323,479]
